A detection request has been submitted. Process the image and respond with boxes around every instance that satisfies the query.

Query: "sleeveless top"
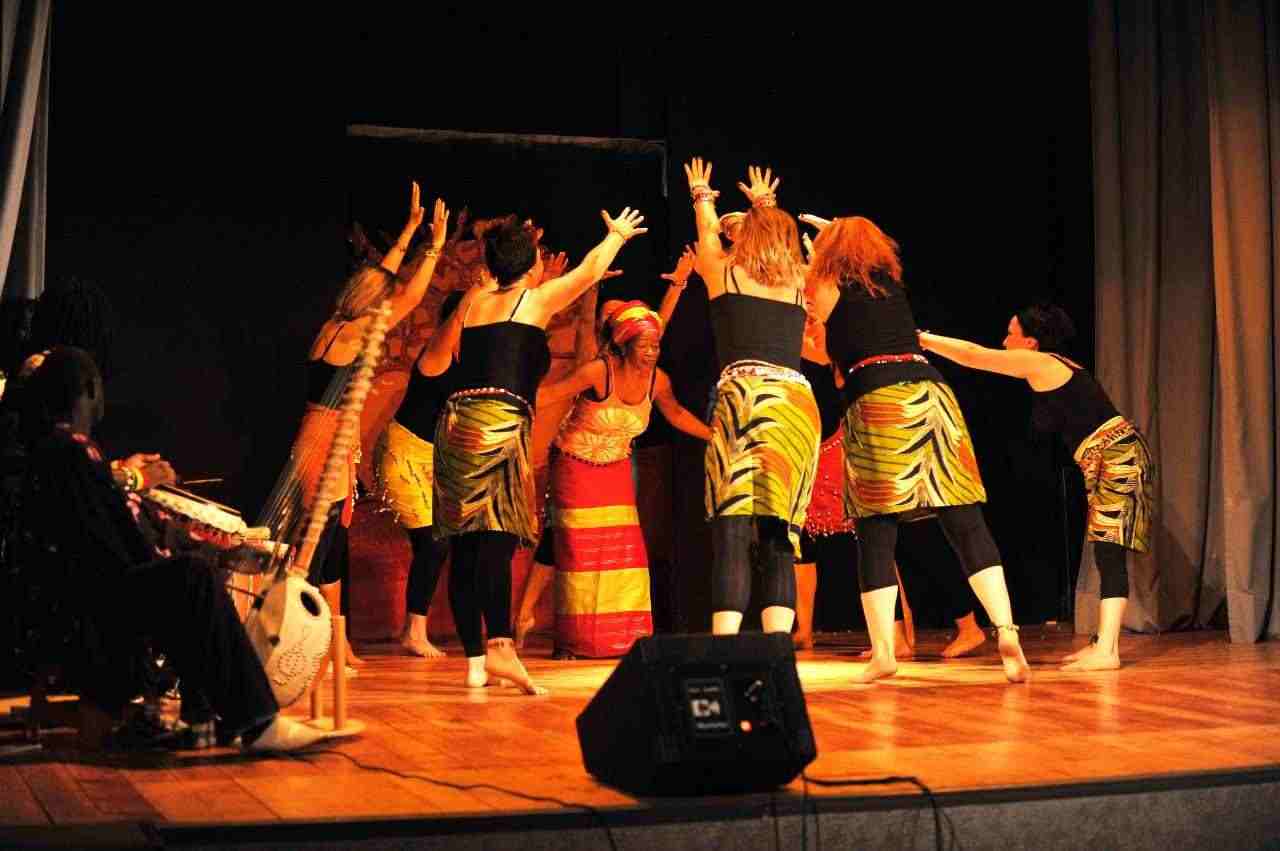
[823,276,942,402]
[451,289,551,409]
[707,266,806,371]
[554,357,654,465]
[395,361,454,439]
[304,321,352,407]
[1030,354,1122,452]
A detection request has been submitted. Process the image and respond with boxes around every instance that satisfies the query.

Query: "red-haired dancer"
[805,215,1029,683]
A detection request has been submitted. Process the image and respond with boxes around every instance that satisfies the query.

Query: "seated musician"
[19,347,327,752]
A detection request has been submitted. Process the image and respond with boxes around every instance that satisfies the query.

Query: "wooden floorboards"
[2,629,1278,828]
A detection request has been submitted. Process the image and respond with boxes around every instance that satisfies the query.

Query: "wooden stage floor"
[3,629,1279,835]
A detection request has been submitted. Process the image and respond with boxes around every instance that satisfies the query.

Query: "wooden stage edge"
[3,629,1280,850]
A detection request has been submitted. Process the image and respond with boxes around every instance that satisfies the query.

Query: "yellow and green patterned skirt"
[704,363,821,557]
[842,380,987,518]
[432,391,537,545]
[371,419,434,530]
[1073,415,1154,552]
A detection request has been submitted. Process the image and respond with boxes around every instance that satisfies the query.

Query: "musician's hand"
[138,459,177,490]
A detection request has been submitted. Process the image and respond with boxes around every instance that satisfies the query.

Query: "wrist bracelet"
[691,187,720,204]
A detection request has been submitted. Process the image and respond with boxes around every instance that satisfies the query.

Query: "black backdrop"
[43,8,1093,628]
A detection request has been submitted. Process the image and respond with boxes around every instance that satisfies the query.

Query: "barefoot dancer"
[293,182,446,669]
[424,209,646,694]
[370,289,463,659]
[685,160,821,638]
[805,215,1029,684]
[919,304,1153,671]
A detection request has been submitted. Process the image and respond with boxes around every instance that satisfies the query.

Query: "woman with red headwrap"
[533,296,711,658]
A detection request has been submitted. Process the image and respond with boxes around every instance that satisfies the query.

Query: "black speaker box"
[575,632,817,796]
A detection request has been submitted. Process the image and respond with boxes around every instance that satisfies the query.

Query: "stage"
[2,629,1278,850]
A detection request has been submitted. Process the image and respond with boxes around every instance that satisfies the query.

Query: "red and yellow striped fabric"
[547,451,652,657]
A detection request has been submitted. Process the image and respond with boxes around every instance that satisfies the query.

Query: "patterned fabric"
[704,363,821,556]
[842,380,986,518]
[554,367,652,465]
[547,451,652,657]
[1073,415,1154,552]
[371,419,435,529]
[803,432,858,537]
[432,392,537,545]
[289,403,355,527]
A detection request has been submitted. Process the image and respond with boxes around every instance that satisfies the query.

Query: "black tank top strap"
[508,288,530,321]
[601,355,614,401]
[725,265,743,293]
[315,319,347,362]
[648,365,658,399]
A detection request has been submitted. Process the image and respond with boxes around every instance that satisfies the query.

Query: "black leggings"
[1094,541,1129,599]
[447,530,517,657]
[406,526,449,616]
[856,504,1001,592]
[710,516,797,614]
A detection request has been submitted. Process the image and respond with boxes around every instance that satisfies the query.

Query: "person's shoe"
[242,716,329,753]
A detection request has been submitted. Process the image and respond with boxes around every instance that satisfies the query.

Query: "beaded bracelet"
[690,186,720,204]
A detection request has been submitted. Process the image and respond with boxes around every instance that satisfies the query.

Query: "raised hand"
[737,165,779,206]
[406,181,425,232]
[543,251,569,280]
[684,157,714,190]
[429,198,450,251]
[448,207,470,244]
[602,207,647,241]
[660,244,697,285]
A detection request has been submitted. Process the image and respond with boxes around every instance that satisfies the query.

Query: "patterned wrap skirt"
[371,419,434,529]
[546,449,653,657]
[1073,415,1154,552]
[432,391,538,545]
[704,362,822,557]
[842,380,987,519]
[289,403,356,528]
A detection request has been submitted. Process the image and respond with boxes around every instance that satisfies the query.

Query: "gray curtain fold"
[0,0,50,302]
[1087,0,1279,642]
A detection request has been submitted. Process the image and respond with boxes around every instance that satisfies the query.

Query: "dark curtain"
[0,0,49,302]
[1087,0,1279,642]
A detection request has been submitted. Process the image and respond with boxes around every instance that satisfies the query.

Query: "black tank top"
[304,322,352,407]
[452,290,551,407]
[395,363,454,438]
[823,276,941,402]
[707,266,805,371]
[1030,356,1121,452]
[801,358,845,441]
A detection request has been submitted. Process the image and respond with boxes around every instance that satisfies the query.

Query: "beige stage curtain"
[1086,0,1279,641]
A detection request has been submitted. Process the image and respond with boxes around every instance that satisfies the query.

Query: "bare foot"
[941,626,986,658]
[402,633,446,658]
[857,635,913,660]
[793,633,814,651]
[853,652,898,684]
[1061,644,1120,672]
[513,615,536,650]
[1061,640,1096,664]
[485,639,548,696]
[344,643,366,668]
[997,630,1031,683]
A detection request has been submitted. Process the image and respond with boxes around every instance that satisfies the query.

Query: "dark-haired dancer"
[685,160,820,637]
[425,208,646,694]
[919,305,1153,671]
[806,215,1029,683]
[370,291,465,658]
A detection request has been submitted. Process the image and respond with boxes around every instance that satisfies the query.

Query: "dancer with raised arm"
[425,208,646,694]
[533,293,711,658]
[685,159,820,637]
[291,182,448,669]
[919,305,1153,671]
[805,214,1029,683]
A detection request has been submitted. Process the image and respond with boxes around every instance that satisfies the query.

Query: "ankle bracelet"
[991,624,1020,638]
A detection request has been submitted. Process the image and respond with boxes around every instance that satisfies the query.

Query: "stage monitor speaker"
[575,632,816,796]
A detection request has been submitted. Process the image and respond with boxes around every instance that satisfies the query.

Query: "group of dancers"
[297,160,1155,694]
